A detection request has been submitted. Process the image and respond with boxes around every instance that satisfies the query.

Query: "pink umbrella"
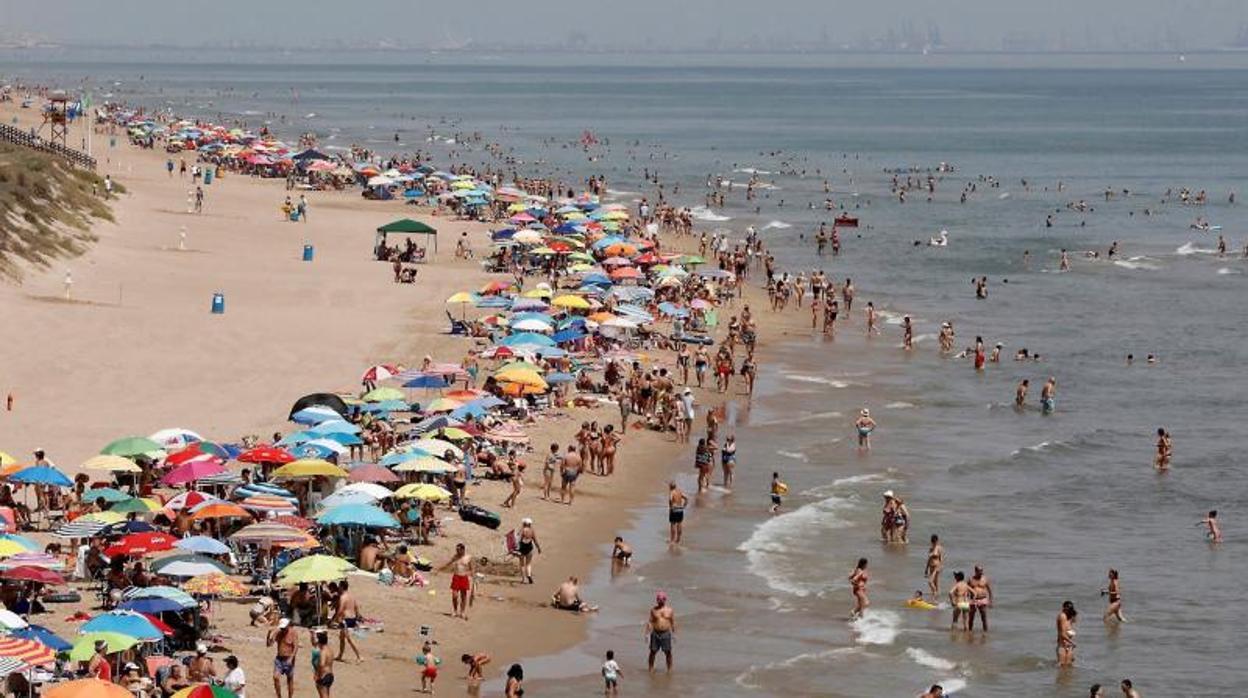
[690,298,712,310]
[348,464,400,484]
[509,213,537,223]
[601,257,633,267]
[162,460,227,487]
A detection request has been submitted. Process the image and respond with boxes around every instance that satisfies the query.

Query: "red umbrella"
[138,613,175,637]
[0,565,66,585]
[162,460,227,486]
[361,364,399,384]
[272,514,314,530]
[347,464,399,484]
[104,532,177,558]
[237,446,295,465]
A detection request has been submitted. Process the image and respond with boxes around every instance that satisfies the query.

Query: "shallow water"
[8,50,1248,695]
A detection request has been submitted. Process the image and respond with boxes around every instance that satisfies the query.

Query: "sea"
[4,48,1247,696]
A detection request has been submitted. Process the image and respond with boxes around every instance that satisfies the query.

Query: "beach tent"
[376,218,438,255]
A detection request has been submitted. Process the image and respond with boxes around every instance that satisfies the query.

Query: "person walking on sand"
[331,580,361,662]
[667,482,688,545]
[542,442,559,500]
[848,558,870,619]
[516,517,541,584]
[1102,568,1127,623]
[560,444,583,505]
[601,650,623,696]
[439,543,475,620]
[267,618,299,698]
[310,630,334,698]
[419,642,438,694]
[646,592,676,673]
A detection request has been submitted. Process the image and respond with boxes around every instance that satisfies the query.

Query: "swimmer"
[948,571,972,630]
[848,558,870,619]
[1015,379,1030,409]
[1057,600,1078,667]
[855,409,876,450]
[1040,377,1057,414]
[1060,248,1070,271]
[1102,569,1127,623]
[1154,428,1172,471]
[924,534,944,596]
[919,685,944,698]
[1120,679,1140,698]
[902,315,913,350]
[1200,510,1223,543]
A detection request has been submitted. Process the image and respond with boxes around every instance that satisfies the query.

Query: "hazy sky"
[3,0,1247,49]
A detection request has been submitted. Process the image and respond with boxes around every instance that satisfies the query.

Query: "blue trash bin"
[204,169,214,185]
[302,244,314,262]
[211,292,225,314]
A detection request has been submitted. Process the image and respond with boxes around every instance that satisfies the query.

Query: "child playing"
[770,472,787,514]
[419,642,439,694]
[601,649,622,695]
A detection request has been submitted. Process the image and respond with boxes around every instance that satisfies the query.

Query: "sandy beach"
[0,97,805,692]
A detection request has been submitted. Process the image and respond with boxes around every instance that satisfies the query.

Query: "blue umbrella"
[449,403,487,420]
[8,465,72,488]
[379,449,433,467]
[491,228,516,240]
[509,312,554,324]
[403,375,449,389]
[552,329,586,344]
[175,536,231,555]
[658,302,689,318]
[470,395,507,409]
[81,611,164,640]
[545,372,575,384]
[475,296,512,309]
[291,406,342,425]
[81,487,132,504]
[319,491,379,509]
[499,333,555,347]
[118,597,186,614]
[558,317,587,330]
[291,443,336,459]
[276,431,316,446]
[581,273,612,286]
[12,624,71,651]
[316,503,399,528]
[308,420,361,435]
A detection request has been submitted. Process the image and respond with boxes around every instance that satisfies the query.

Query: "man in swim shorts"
[266,618,299,698]
[440,543,476,620]
[667,482,688,544]
[1040,377,1057,414]
[646,592,676,673]
[560,444,582,506]
[968,565,994,631]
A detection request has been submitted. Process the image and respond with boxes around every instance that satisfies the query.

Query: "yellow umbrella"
[602,210,630,220]
[425,397,463,413]
[506,203,529,213]
[275,554,356,586]
[531,247,556,255]
[272,460,349,479]
[437,427,474,441]
[393,483,452,502]
[81,455,142,473]
[393,457,455,474]
[446,291,476,304]
[561,211,587,220]
[522,288,552,299]
[0,539,31,558]
[495,368,548,391]
[0,451,16,467]
[552,295,590,310]
[77,511,125,524]
[362,387,405,402]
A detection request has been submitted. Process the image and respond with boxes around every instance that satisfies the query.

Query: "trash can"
[302,244,315,262]
[204,169,214,185]
[109,137,116,147]
[211,292,225,314]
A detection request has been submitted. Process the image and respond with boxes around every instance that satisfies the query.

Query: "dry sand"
[0,100,823,694]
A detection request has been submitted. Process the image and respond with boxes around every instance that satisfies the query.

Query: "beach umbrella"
[305,436,352,452]
[10,624,70,652]
[149,554,229,578]
[509,297,548,312]
[0,540,30,559]
[393,483,452,502]
[163,491,219,512]
[67,635,141,663]
[288,394,349,421]
[272,460,348,479]
[81,611,163,640]
[100,437,165,459]
[362,387,405,403]
[7,465,72,488]
[318,490,377,509]
[117,596,186,614]
[110,497,162,514]
[229,522,310,545]
[552,295,591,310]
[104,532,177,558]
[80,455,142,474]
[0,565,64,585]
[172,685,238,698]
[167,441,231,463]
[424,397,463,413]
[499,332,555,348]
[189,502,252,521]
[403,374,450,389]
[0,609,26,630]
[238,495,299,515]
[316,504,399,528]
[276,554,356,586]
[183,574,247,598]
[338,482,393,500]
[0,452,14,467]
[309,420,361,435]
[148,428,204,451]
[360,364,399,384]
[510,318,554,332]
[237,445,296,465]
[494,368,548,391]
[162,460,227,486]
[53,519,108,539]
[347,464,399,484]
[290,406,342,425]
[174,536,230,555]
[79,488,131,505]
[392,457,454,475]
[46,679,134,698]
[123,585,197,607]
[99,521,156,537]
[0,535,39,555]
[408,438,463,459]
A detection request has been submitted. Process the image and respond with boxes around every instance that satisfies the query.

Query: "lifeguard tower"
[39,90,70,148]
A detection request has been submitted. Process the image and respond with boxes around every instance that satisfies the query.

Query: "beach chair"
[502,529,520,560]
[446,311,469,335]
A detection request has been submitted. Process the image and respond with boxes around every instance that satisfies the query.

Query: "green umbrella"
[275,554,357,586]
[100,436,165,458]
[362,387,404,403]
[69,632,141,661]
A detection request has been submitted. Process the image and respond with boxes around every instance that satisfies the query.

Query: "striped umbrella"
[0,636,56,667]
[0,657,27,678]
[54,519,108,539]
[237,496,298,515]
[229,522,310,544]
[0,552,63,570]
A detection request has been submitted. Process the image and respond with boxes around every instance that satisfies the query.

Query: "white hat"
[683,387,692,394]
[860,408,870,416]
[882,490,895,499]
[278,618,291,629]
[521,517,533,525]
[196,643,208,654]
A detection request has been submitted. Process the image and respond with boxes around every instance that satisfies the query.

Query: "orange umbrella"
[189,502,252,521]
[45,680,132,698]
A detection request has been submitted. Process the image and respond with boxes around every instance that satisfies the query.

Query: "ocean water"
[6,49,1248,695]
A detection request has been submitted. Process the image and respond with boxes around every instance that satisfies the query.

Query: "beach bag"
[458,504,502,530]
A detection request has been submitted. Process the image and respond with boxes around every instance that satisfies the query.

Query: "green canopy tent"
[376,218,438,258]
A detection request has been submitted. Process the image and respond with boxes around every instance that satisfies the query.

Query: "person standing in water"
[769,472,786,514]
[949,571,972,630]
[1015,379,1030,409]
[902,316,914,350]
[967,565,993,631]
[1154,428,1172,471]
[925,534,945,597]
[667,482,688,545]
[1056,600,1078,667]
[1200,510,1223,543]
[645,592,676,673]
[854,408,877,451]
[1040,377,1057,414]
[848,558,870,619]
[721,434,737,490]
[1102,569,1127,623]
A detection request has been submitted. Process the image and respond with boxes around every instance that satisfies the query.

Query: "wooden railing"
[0,123,97,170]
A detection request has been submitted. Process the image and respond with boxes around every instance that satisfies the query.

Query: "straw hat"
[860,408,870,417]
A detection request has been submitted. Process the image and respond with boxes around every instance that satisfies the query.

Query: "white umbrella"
[0,609,27,630]
[148,428,204,450]
[339,482,393,500]
[510,318,553,332]
[367,175,396,187]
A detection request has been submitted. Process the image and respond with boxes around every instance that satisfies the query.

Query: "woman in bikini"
[720,435,737,490]
[1102,569,1126,623]
[575,422,591,473]
[1056,601,1078,667]
[848,558,870,619]
[587,421,603,475]
[601,424,619,476]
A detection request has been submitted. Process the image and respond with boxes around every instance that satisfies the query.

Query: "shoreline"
[0,96,807,686]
